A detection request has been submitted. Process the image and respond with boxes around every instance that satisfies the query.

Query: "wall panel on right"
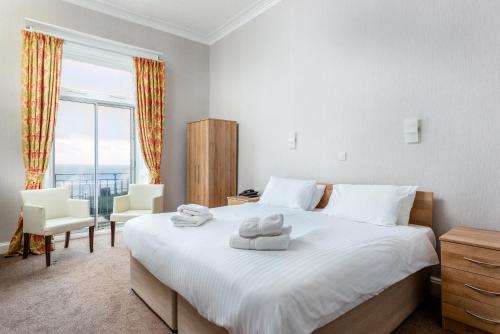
[209,0,500,239]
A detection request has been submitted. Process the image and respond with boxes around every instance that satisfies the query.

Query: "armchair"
[21,187,94,266]
[109,184,164,246]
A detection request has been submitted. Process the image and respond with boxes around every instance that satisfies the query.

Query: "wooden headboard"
[316,184,433,228]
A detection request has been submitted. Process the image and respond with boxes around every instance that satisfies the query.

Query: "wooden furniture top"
[440,227,500,251]
[227,196,260,202]
[187,118,238,124]
[316,183,433,228]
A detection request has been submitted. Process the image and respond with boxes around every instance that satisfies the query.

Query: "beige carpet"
[0,233,444,334]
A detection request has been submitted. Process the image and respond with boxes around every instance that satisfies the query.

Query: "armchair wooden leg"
[23,233,30,259]
[89,226,94,253]
[110,221,115,247]
[45,236,51,267]
[64,231,70,248]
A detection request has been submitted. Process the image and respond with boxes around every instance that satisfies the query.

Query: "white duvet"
[124,203,439,334]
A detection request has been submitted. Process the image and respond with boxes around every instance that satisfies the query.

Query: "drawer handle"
[465,283,500,296]
[464,256,500,268]
[466,310,500,325]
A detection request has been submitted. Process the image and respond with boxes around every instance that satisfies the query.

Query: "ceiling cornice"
[62,0,282,45]
[207,0,282,45]
[62,0,208,44]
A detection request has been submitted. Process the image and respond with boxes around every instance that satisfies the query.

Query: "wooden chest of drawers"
[227,196,260,206]
[440,227,500,333]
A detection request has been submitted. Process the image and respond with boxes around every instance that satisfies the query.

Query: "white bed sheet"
[124,203,438,334]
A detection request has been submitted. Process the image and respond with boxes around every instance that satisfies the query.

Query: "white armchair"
[109,184,164,246]
[21,187,94,266]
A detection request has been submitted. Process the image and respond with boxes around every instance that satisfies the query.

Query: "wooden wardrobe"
[186,119,238,207]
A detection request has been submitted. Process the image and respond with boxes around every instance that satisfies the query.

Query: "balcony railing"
[54,172,129,219]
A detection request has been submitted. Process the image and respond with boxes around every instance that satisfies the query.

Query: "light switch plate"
[404,118,420,144]
[338,152,347,161]
[288,131,297,150]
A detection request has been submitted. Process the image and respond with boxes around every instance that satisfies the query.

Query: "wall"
[0,0,209,243]
[210,0,500,239]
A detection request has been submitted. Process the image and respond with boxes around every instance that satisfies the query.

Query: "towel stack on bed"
[229,214,292,250]
[171,204,213,227]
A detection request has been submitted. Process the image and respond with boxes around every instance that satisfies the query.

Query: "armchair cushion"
[129,184,164,210]
[23,204,46,235]
[152,196,164,213]
[113,195,130,213]
[66,199,90,218]
[21,188,70,219]
[110,210,151,223]
[44,217,94,235]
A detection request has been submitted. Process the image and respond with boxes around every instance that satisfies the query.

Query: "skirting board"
[0,227,123,255]
[0,242,8,254]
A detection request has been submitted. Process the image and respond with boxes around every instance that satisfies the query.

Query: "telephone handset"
[239,189,260,197]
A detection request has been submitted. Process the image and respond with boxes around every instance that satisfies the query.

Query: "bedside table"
[227,196,260,206]
[440,227,500,333]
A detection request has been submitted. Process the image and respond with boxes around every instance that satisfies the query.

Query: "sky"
[55,59,134,166]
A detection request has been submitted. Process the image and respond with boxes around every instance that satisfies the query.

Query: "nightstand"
[440,227,500,333]
[227,196,260,206]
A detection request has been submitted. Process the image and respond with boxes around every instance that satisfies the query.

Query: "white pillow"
[308,184,326,210]
[322,184,417,226]
[259,176,317,210]
[397,186,418,225]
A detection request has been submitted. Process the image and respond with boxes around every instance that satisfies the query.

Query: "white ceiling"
[63,0,281,45]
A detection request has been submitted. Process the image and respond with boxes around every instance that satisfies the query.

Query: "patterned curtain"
[6,31,64,256]
[133,57,165,184]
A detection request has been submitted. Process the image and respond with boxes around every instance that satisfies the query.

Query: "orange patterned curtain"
[6,31,63,256]
[133,57,165,184]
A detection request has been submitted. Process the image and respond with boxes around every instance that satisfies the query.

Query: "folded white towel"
[239,214,284,238]
[171,213,213,227]
[229,226,292,250]
[177,204,210,216]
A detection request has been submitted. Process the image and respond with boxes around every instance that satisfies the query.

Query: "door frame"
[50,95,136,229]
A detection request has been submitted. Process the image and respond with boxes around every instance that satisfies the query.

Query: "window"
[47,56,148,231]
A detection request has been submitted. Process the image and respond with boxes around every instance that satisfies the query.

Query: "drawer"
[443,293,500,333]
[227,199,244,205]
[442,267,500,307]
[442,242,500,279]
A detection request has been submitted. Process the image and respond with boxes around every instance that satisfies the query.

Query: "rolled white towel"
[229,226,292,250]
[171,213,213,227]
[177,204,210,216]
[239,214,284,238]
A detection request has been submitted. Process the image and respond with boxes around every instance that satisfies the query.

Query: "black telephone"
[239,189,259,197]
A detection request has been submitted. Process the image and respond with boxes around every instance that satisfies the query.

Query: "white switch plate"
[404,118,420,144]
[288,131,297,150]
[338,152,347,161]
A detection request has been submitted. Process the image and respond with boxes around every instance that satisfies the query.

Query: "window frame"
[47,95,138,229]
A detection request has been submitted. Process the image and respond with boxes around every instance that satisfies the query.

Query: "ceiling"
[63,0,281,45]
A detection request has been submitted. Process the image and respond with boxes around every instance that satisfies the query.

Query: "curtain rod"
[25,18,163,61]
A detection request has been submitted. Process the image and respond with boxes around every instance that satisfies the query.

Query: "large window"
[47,57,147,230]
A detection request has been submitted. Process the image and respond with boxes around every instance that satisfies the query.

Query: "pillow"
[259,176,317,210]
[308,184,326,210]
[397,186,418,225]
[322,184,417,226]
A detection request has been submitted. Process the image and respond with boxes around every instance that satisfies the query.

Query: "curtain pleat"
[133,57,165,184]
[6,31,63,256]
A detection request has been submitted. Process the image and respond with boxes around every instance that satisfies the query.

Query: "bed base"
[130,256,178,332]
[131,255,430,334]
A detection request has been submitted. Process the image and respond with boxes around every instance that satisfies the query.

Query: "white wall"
[0,0,209,243]
[210,0,500,239]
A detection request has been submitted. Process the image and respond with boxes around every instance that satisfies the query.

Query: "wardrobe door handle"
[464,256,500,268]
[466,310,500,325]
[464,283,500,296]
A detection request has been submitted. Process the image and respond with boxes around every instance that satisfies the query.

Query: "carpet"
[0,232,444,333]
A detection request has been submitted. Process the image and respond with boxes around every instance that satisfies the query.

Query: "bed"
[124,185,438,334]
